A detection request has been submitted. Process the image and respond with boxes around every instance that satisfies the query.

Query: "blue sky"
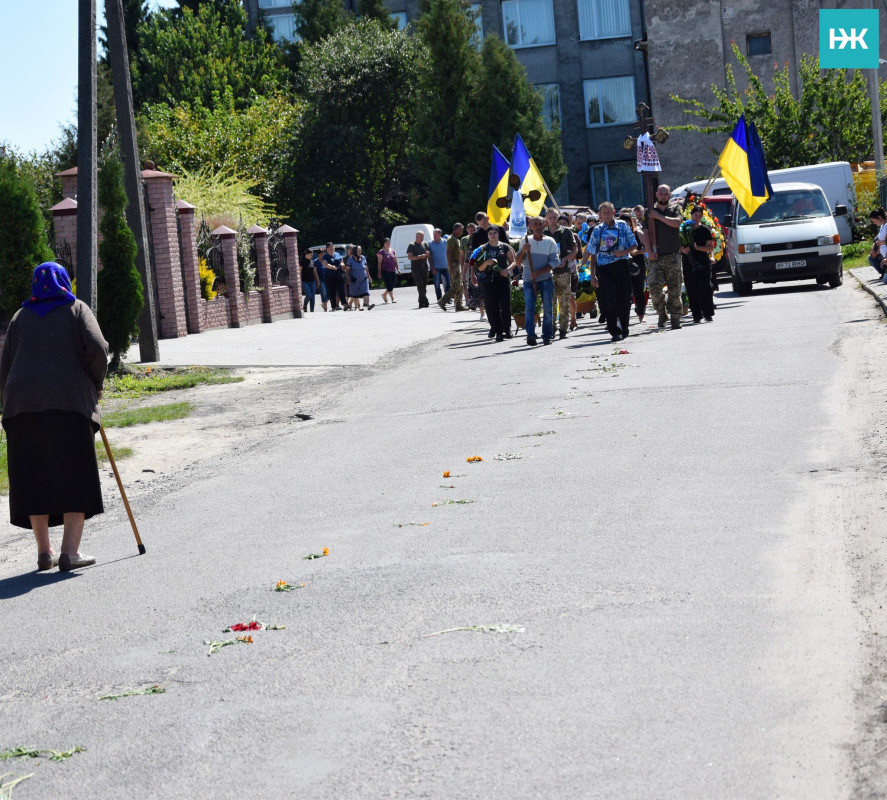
[0,1,179,155]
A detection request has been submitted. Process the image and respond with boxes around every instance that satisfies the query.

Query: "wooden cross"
[621,102,669,210]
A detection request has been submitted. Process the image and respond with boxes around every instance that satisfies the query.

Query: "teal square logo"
[820,10,879,68]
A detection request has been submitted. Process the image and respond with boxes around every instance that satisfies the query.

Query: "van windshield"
[737,190,831,225]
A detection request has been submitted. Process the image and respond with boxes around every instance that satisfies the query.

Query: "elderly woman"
[347,246,374,310]
[0,263,109,572]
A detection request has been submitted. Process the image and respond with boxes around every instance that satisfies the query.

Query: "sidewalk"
[126,288,482,366]
[849,266,887,317]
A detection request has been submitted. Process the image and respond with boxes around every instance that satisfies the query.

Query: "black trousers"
[630,263,646,318]
[412,263,429,307]
[482,277,511,336]
[686,265,715,320]
[324,270,343,308]
[597,259,632,339]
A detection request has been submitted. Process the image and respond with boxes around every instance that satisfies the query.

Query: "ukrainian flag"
[717,114,772,217]
[510,134,547,217]
[487,146,511,226]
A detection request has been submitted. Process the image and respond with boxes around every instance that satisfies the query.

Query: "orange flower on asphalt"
[322,547,329,556]
[236,635,253,644]
[443,471,450,478]
[466,456,483,463]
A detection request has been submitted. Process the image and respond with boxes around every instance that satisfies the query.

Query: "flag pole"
[541,178,561,216]
[699,163,722,201]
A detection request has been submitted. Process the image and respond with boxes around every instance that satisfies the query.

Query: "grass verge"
[103,402,192,428]
[104,366,242,400]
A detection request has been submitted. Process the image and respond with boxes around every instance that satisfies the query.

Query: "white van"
[389,223,435,282]
[672,161,856,243]
[722,182,846,294]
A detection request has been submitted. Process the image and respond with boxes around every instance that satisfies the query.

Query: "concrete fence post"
[176,200,202,334]
[144,170,187,338]
[213,225,242,327]
[249,225,273,323]
[278,224,302,318]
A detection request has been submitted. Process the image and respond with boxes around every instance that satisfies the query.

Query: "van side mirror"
[833,204,848,217]
[722,214,733,228]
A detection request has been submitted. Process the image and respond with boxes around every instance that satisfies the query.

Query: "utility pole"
[77,0,97,311]
[105,0,159,361]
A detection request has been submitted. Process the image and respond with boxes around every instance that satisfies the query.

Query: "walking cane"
[99,424,146,555]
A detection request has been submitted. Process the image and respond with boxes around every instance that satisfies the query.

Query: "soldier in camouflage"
[642,184,684,329]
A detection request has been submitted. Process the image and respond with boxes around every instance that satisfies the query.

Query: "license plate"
[775,259,806,270]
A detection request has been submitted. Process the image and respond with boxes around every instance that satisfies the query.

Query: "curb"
[849,267,887,318]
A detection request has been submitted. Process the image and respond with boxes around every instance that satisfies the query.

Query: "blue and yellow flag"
[487,146,511,226]
[510,134,547,217]
[717,114,772,217]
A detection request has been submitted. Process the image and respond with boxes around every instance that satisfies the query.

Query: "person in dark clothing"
[475,228,516,342]
[681,206,716,322]
[470,211,510,250]
[619,211,647,323]
[0,263,109,572]
[407,231,431,308]
[321,243,345,310]
[300,248,320,312]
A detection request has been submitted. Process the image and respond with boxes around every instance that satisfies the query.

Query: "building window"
[746,33,771,56]
[590,162,642,209]
[583,76,635,126]
[577,0,630,40]
[470,3,484,44]
[259,0,292,6]
[502,0,556,48]
[536,83,561,130]
[391,11,408,29]
[265,13,297,42]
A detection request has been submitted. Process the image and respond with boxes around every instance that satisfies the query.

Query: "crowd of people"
[297,183,722,346]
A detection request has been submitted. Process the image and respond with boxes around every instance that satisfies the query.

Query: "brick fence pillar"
[249,225,273,323]
[50,198,79,281]
[214,225,243,327]
[176,200,202,333]
[278,224,302,318]
[57,167,79,201]
[144,170,188,338]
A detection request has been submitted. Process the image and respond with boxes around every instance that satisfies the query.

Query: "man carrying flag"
[717,114,772,217]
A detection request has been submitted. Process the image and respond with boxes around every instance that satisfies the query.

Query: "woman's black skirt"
[3,410,103,529]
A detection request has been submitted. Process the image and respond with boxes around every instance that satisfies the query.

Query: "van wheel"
[828,271,843,288]
[731,274,752,295]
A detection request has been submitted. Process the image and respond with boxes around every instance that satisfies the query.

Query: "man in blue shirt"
[514,216,559,346]
[585,201,638,342]
[321,243,346,311]
[428,228,450,302]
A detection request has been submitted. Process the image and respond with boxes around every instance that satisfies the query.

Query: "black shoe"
[504,332,513,339]
[496,333,504,342]
[527,336,538,346]
[487,329,496,338]
[704,315,713,322]
[543,339,551,345]
[611,335,621,343]
[693,316,702,324]
[558,331,567,340]
[621,332,629,340]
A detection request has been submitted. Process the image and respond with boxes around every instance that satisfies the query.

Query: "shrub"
[97,155,144,371]
[198,257,217,301]
[0,156,54,322]
[173,166,275,231]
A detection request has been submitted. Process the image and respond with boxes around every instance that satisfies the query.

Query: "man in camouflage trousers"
[543,208,579,340]
[642,184,684,329]
[437,222,467,311]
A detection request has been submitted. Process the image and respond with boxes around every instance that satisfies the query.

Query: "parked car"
[672,161,856,243]
[721,182,845,294]
[389,223,434,285]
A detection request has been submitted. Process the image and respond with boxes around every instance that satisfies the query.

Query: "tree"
[132,0,285,111]
[292,0,352,45]
[277,19,424,246]
[671,42,876,168]
[0,156,54,322]
[358,0,397,29]
[97,155,143,371]
[411,0,565,223]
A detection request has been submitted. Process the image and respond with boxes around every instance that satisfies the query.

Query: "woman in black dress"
[0,263,109,572]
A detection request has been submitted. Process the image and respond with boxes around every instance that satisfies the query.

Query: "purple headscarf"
[22,262,77,317]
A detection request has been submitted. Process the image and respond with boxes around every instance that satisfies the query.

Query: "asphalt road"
[3,278,887,799]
